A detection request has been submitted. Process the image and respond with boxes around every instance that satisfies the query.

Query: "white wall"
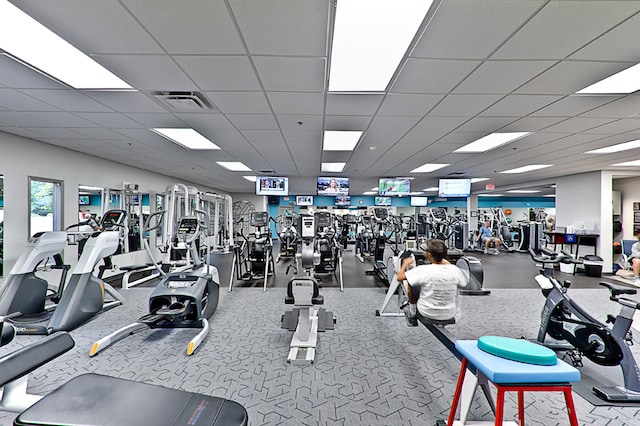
[0,131,220,280]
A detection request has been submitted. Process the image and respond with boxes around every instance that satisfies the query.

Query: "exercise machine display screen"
[177,218,198,235]
[301,216,315,238]
[315,212,331,228]
[250,211,268,227]
[102,210,125,226]
[373,208,388,220]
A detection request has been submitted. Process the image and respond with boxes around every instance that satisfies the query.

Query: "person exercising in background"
[478,220,501,254]
[629,231,640,285]
[396,239,468,326]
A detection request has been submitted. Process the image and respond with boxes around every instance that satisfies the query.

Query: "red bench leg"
[518,389,525,425]
[563,388,579,426]
[495,388,505,425]
[447,357,469,426]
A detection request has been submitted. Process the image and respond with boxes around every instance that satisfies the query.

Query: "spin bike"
[529,248,640,402]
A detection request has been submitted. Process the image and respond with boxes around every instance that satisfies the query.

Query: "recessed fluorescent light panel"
[544,194,556,197]
[454,132,531,153]
[363,191,377,195]
[479,194,503,197]
[585,139,640,154]
[321,162,346,172]
[500,165,552,174]
[612,160,640,166]
[409,192,424,195]
[243,176,257,182]
[323,131,363,151]
[152,128,219,150]
[217,162,251,171]
[576,63,640,94]
[329,0,434,92]
[470,178,489,183]
[507,190,540,194]
[422,187,439,192]
[0,1,132,90]
[410,163,449,173]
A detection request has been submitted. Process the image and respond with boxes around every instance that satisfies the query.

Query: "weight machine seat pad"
[14,373,249,426]
[0,332,74,388]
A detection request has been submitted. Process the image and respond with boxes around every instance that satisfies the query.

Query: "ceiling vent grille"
[153,91,214,112]
[447,172,467,176]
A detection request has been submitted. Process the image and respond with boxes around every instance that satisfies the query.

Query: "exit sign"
[485,183,495,190]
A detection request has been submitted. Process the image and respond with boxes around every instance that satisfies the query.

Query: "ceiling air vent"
[447,172,467,176]
[153,91,214,112]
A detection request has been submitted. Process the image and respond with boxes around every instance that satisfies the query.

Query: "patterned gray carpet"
[2,282,640,425]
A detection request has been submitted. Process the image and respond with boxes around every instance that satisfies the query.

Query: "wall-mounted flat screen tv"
[335,195,351,207]
[374,196,392,206]
[378,178,411,196]
[256,176,289,196]
[410,196,429,207]
[296,195,313,206]
[438,178,471,197]
[317,177,349,196]
[78,195,90,205]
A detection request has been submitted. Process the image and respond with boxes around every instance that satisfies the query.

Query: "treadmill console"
[101,210,126,230]
[344,214,357,224]
[315,211,331,228]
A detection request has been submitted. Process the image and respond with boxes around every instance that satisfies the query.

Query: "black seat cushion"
[14,373,248,426]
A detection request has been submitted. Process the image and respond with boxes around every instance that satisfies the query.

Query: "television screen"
[317,177,349,196]
[296,195,313,206]
[410,196,428,207]
[78,195,90,205]
[438,179,471,197]
[256,176,289,196]
[335,195,351,207]
[378,178,411,196]
[374,196,391,206]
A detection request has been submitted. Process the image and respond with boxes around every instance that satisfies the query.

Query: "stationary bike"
[529,248,640,402]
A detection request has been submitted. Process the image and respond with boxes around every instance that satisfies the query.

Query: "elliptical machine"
[91,211,219,357]
[0,230,123,335]
[365,208,390,283]
[276,213,299,262]
[529,248,640,402]
[231,211,275,292]
[281,214,335,365]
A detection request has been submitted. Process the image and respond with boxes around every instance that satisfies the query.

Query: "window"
[29,177,63,237]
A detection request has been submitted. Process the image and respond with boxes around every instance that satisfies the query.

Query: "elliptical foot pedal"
[157,302,189,317]
[317,309,335,332]
[138,314,165,325]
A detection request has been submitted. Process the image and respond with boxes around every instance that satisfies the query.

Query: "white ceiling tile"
[92,55,197,91]
[0,111,53,127]
[14,0,163,54]
[500,117,569,132]
[589,119,640,135]
[21,127,86,139]
[227,114,279,130]
[411,0,544,59]
[174,113,235,130]
[0,127,49,140]
[367,116,422,136]
[229,0,329,56]
[541,117,615,133]
[391,59,480,94]
[240,130,285,145]
[16,89,113,112]
[277,115,324,130]
[324,115,372,131]
[126,113,187,128]
[72,127,133,140]
[206,92,271,114]
[74,112,143,128]
[83,91,166,113]
[405,116,469,144]
[253,57,326,92]
[0,55,62,89]
[455,117,519,133]
[429,94,503,117]
[122,0,244,54]
[267,92,324,115]
[21,111,96,128]
[515,61,632,95]
[377,94,443,116]
[580,95,640,118]
[531,95,624,117]
[492,1,640,60]
[570,12,640,62]
[454,61,557,94]
[325,94,384,116]
[0,89,61,111]
[174,56,261,91]
[282,130,321,147]
[480,95,563,117]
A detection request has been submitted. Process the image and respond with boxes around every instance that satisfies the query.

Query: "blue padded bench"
[444,340,580,426]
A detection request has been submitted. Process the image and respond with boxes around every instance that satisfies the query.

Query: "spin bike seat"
[600,281,637,297]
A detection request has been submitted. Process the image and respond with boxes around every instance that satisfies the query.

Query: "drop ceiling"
[2,0,640,197]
